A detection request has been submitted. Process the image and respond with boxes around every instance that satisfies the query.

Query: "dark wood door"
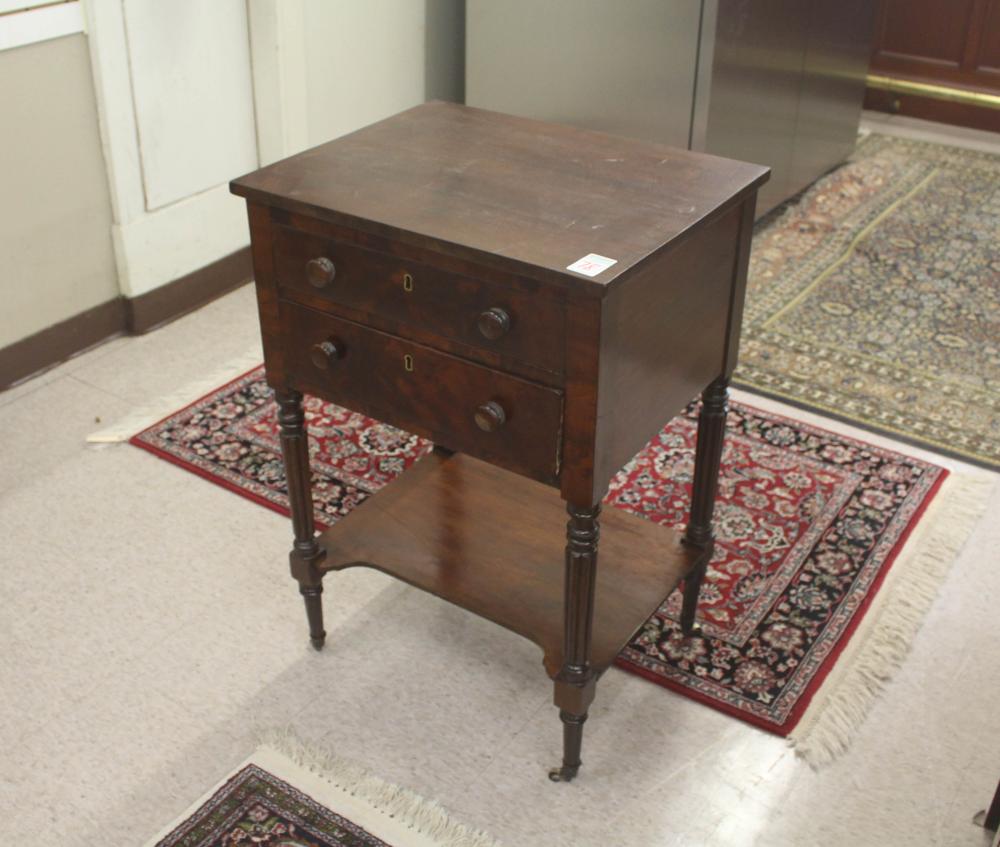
[865,0,1000,130]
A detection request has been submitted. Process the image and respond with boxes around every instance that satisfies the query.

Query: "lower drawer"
[278,301,564,485]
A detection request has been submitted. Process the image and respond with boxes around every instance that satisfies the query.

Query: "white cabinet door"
[124,0,258,210]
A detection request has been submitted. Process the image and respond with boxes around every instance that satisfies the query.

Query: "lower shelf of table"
[316,451,702,678]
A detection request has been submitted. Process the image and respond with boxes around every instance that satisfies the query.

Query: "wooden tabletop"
[231,101,769,294]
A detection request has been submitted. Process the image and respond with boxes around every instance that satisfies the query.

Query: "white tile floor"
[2,117,999,846]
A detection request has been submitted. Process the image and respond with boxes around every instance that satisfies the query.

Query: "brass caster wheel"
[681,621,703,638]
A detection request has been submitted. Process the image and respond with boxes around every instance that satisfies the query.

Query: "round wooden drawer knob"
[310,340,342,369]
[306,257,336,289]
[477,307,511,340]
[474,401,506,432]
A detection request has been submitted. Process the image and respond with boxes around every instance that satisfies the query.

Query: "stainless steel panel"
[789,0,878,197]
[701,0,811,215]
[466,0,702,149]
[689,0,719,151]
[464,0,875,217]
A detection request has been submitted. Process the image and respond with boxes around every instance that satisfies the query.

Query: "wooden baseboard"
[0,297,127,391]
[125,246,253,334]
[0,247,252,391]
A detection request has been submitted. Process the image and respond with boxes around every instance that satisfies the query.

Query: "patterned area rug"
[132,367,954,739]
[737,133,1000,470]
[146,741,499,847]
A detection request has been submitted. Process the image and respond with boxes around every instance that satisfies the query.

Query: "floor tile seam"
[0,375,60,409]
[13,592,233,730]
[457,695,553,794]
[599,726,747,830]
[65,371,142,405]
[56,336,134,377]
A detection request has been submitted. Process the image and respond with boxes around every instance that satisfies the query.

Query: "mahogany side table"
[231,102,769,782]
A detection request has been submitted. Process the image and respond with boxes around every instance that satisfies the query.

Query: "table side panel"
[247,202,286,385]
[593,201,744,493]
[721,195,759,376]
[559,296,604,506]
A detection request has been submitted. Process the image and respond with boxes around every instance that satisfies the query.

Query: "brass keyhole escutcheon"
[402,273,414,292]
[403,353,414,372]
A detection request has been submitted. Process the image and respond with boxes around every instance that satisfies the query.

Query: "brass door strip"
[867,74,1000,111]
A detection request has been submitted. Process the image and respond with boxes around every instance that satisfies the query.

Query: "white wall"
[85,0,257,299]
[249,0,464,164]
[0,32,118,348]
[124,0,258,210]
[86,0,463,299]
[303,0,430,146]
[0,0,465,348]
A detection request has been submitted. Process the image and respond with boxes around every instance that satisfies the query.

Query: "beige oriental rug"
[736,133,1000,471]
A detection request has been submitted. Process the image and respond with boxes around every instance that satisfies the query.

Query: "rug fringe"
[254,728,504,847]
[85,352,263,443]
[789,472,995,767]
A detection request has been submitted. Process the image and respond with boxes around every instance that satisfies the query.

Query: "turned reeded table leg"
[276,388,327,649]
[681,376,729,636]
[983,777,1000,831]
[550,502,600,783]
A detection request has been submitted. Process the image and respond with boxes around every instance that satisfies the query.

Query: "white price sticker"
[566,253,618,277]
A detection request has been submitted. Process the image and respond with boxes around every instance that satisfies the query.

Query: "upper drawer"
[281,301,563,486]
[272,224,565,375]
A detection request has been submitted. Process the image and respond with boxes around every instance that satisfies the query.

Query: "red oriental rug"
[131,366,950,738]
